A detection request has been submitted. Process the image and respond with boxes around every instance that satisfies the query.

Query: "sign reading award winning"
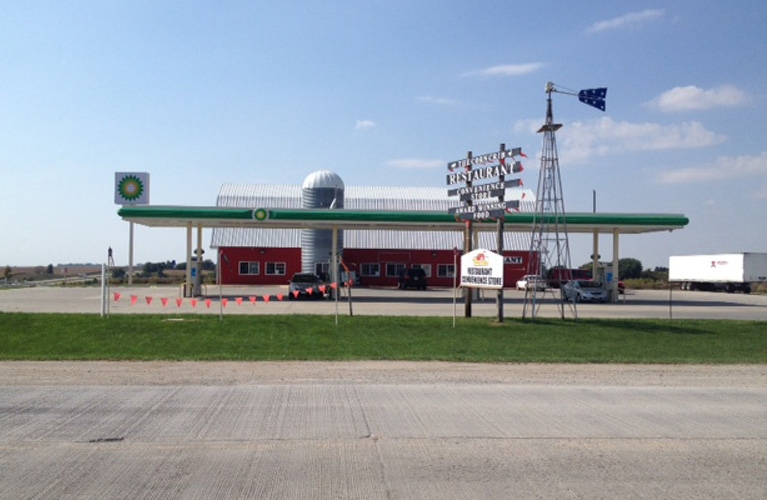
[115,172,150,205]
[446,146,525,221]
[460,249,504,289]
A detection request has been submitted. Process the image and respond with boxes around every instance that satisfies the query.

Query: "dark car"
[398,268,427,290]
[288,273,331,300]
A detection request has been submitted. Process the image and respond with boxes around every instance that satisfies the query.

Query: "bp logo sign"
[115,172,150,205]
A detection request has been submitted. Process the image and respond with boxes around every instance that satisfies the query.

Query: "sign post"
[447,145,525,320]
[496,144,506,323]
[115,172,150,286]
[463,152,473,317]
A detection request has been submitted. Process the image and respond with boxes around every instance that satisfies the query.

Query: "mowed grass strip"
[1,312,766,363]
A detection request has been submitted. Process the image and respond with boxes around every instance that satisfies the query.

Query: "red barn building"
[211,170,537,288]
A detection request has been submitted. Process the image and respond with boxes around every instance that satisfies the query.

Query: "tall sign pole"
[463,151,473,317]
[496,143,506,323]
[114,172,150,286]
[447,146,525,319]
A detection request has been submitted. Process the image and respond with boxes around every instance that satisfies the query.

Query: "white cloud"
[587,9,665,33]
[554,117,726,163]
[417,95,462,107]
[753,184,767,200]
[355,120,376,130]
[384,158,444,170]
[647,85,748,112]
[461,63,543,78]
[658,151,767,184]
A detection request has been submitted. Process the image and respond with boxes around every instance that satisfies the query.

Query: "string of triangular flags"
[112,281,351,308]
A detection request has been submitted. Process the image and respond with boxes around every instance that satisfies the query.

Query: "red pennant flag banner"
[161,298,169,308]
[263,295,271,303]
[277,293,284,301]
[205,299,212,308]
[113,292,121,302]
[249,296,257,304]
[176,298,183,308]
[236,297,243,306]
[292,291,300,299]
[131,295,138,305]
[319,285,326,293]
[330,282,338,289]
[191,299,198,308]
[145,297,153,305]
[222,298,228,308]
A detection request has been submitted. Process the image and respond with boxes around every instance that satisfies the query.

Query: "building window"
[360,263,380,277]
[265,262,286,276]
[386,263,406,277]
[437,264,455,278]
[412,264,432,277]
[239,261,260,275]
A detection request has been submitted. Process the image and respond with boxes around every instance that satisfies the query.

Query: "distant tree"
[112,268,126,279]
[640,266,669,281]
[201,259,216,271]
[3,265,11,282]
[46,264,54,275]
[619,258,643,280]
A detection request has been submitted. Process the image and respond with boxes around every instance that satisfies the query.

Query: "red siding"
[218,247,301,286]
[219,247,538,288]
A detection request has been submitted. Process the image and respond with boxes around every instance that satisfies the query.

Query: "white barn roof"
[211,183,537,251]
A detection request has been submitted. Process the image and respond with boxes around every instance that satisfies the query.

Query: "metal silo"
[301,170,344,276]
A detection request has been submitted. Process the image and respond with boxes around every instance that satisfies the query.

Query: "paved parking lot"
[1,362,766,499]
[2,286,765,498]
[1,284,766,320]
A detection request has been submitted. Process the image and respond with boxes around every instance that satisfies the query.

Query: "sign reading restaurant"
[446,161,523,186]
[446,146,525,221]
[460,249,504,289]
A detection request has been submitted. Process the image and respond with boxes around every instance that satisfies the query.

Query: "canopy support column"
[612,229,620,302]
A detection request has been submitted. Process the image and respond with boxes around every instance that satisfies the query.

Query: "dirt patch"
[1,361,764,387]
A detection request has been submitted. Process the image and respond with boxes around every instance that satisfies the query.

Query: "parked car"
[398,268,427,290]
[546,267,592,289]
[288,273,331,300]
[516,275,547,291]
[561,280,608,303]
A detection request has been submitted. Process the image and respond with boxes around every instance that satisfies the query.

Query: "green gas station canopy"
[118,205,689,234]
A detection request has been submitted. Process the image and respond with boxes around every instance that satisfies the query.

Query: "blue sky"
[2,1,766,269]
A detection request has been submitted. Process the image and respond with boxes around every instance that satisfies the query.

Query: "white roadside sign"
[460,249,504,289]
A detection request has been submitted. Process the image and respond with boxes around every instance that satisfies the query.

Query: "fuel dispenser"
[596,263,618,302]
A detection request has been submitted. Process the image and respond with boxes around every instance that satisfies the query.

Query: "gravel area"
[2,360,765,387]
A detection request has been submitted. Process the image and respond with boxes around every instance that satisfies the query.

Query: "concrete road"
[1,362,765,499]
[1,285,766,320]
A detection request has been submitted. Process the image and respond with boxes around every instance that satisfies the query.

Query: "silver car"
[561,280,608,303]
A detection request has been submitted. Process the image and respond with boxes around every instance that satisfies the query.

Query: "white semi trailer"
[669,253,767,294]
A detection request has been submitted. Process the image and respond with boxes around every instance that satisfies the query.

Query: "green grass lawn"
[1,312,765,363]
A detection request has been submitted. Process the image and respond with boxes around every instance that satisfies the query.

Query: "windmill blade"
[578,87,607,111]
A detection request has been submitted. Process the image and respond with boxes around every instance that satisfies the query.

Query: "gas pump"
[192,249,204,296]
[596,263,616,302]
